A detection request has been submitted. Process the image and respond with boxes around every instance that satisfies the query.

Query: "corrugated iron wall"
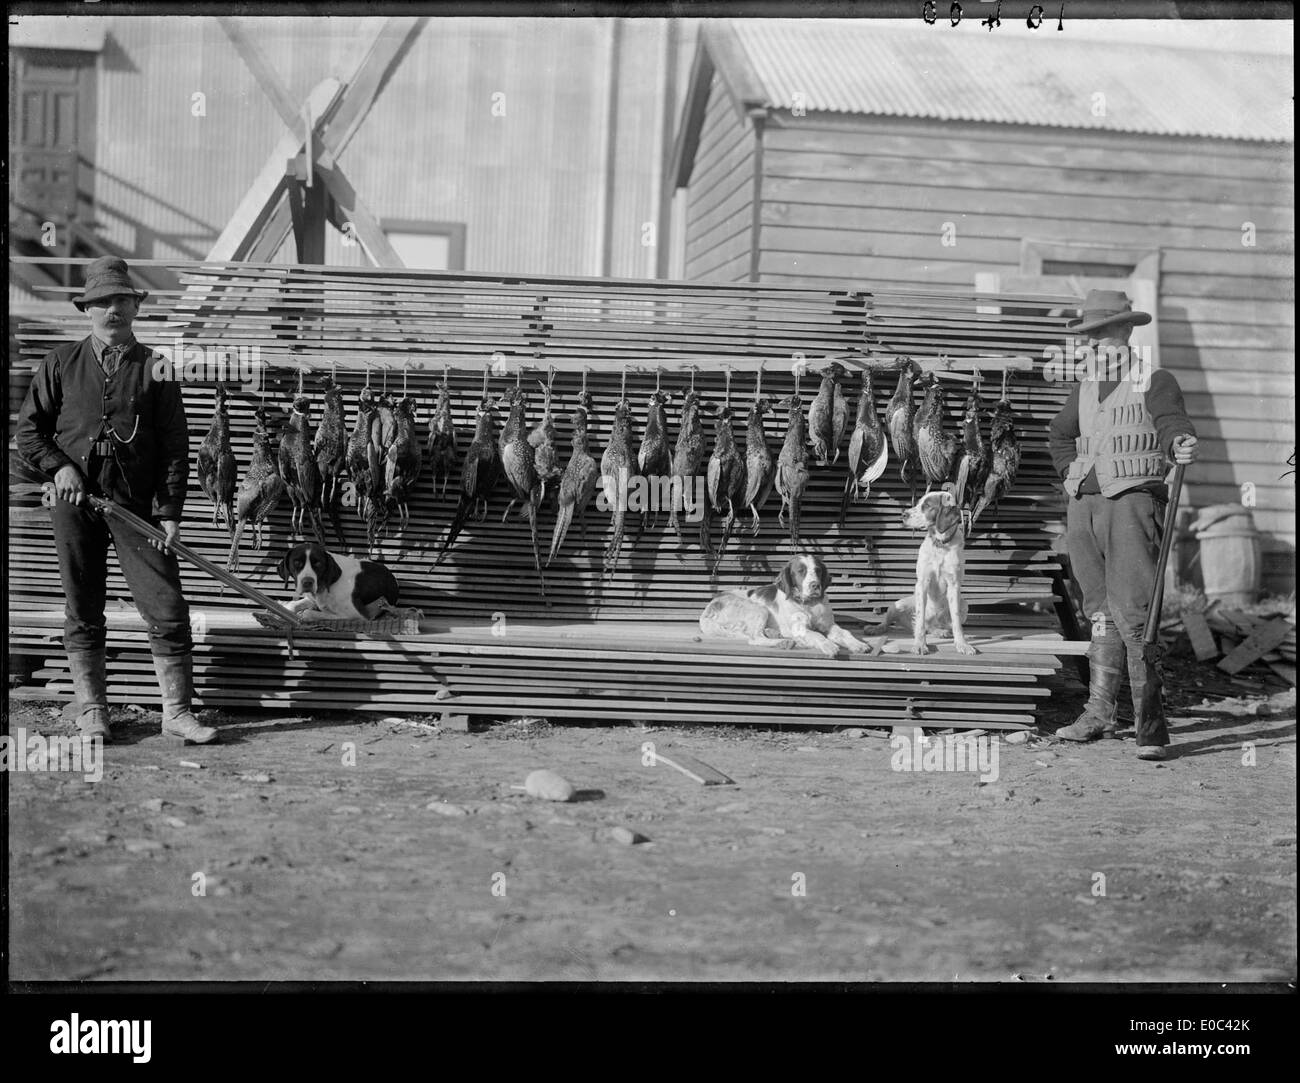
[82,16,696,278]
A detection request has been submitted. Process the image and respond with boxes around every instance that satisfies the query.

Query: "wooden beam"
[216,16,303,129]
[201,78,342,264]
[314,159,404,267]
[322,17,427,155]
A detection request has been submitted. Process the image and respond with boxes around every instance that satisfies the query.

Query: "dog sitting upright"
[875,491,977,655]
[699,552,872,658]
[277,542,401,621]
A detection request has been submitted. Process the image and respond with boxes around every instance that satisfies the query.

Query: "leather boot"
[68,649,112,742]
[152,654,219,744]
[1128,641,1170,759]
[1055,630,1126,741]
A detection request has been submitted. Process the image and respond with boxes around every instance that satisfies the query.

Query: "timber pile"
[9,258,1087,727]
[1167,594,1297,687]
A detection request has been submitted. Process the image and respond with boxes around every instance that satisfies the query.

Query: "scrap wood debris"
[1160,588,1296,686]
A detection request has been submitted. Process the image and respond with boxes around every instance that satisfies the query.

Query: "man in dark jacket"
[1047,290,1198,760]
[16,256,217,744]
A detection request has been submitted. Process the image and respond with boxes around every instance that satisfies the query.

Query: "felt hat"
[1066,289,1151,334]
[73,257,149,311]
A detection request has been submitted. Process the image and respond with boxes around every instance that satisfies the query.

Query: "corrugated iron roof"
[728,20,1292,143]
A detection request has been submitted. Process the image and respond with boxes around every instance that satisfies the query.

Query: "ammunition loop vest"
[1063,380,1166,497]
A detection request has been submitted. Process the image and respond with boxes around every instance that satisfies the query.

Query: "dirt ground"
[6,647,1295,984]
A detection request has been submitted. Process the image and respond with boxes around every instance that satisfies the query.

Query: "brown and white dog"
[876,491,977,655]
[699,552,872,658]
[277,542,401,621]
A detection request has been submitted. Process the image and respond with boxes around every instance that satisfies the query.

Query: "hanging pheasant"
[601,372,635,575]
[426,366,459,500]
[668,375,707,548]
[840,364,889,527]
[953,371,990,514]
[705,369,746,568]
[742,370,776,535]
[433,368,500,568]
[548,375,600,566]
[196,382,237,536]
[808,360,849,466]
[913,371,960,494]
[775,371,811,551]
[635,371,672,539]
[970,374,1022,533]
[885,358,921,504]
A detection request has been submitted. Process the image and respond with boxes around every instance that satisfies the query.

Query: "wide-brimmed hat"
[73,256,149,311]
[1066,289,1151,334]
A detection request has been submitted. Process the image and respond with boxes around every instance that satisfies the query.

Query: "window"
[380,219,466,271]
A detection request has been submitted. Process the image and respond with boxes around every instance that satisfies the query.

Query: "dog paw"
[911,641,931,655]
[954,642,979,655]
[815,643,840,659]
[845,639,872,654]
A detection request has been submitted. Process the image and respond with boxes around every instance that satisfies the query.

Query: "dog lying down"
[699,552,872,658]
[874,491,978,655]
[277,542,403,622]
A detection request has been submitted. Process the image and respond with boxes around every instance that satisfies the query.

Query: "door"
[10,48,97,244]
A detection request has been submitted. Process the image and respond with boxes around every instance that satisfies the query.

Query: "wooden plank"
[1267,663,1297,686]
[1181,609,1220,662]
[1218,618,1294,675]
[650,747,734,785]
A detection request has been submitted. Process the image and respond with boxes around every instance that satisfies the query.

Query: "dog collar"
[933,520,961,544]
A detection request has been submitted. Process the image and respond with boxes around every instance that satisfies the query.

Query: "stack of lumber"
[9,258,1085,728]
[1173,597,1297,686]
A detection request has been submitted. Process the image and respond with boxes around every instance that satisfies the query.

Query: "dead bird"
[840,365,889,526]
[426,366,458,500]
[954,376,990,513]
[742,392,776,535]
[913,371,961,494]
[705,399,746,567]
[498,382,545,594]
[970,395,1021,533]
[227,405,285,572]
[668,384,707,546]
[775,380,811,551]
[312,374,348,548]
[433,373,501,568]
[600,387,635,575]
[383,394,423,532]
[885,358,921,504]
[346,385,379,521]
[808,360,850,466]
[548,388,600,566]
[636,380,672,538]
[196,382,237,536]
[528,367,563,506]
[279,392,326,544]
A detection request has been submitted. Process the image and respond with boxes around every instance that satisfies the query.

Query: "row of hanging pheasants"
[197,361,1020,593]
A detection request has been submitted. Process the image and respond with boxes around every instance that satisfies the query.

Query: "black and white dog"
[277,542,401,621]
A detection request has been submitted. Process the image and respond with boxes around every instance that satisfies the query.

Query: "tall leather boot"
[1128,641,1170,760]
[152,653,219,744]
[1055,630,1126,741]
[68,649,111,742]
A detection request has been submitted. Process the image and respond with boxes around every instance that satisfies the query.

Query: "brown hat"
[1067,289,1151,334]
[73,256,149,311]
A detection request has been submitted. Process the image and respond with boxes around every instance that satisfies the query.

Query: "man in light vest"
[1048,290,1198,760]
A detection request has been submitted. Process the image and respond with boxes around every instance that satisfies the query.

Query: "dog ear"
[939,488,957,506]
[275,549,293,588]
[816,558,832,595]
[936,504,962,536]
[777,558,800,598]
[319,551,342,588]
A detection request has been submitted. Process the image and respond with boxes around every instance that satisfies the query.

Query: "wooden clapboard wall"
[676,46,1296,594]
[9,258,1082,726]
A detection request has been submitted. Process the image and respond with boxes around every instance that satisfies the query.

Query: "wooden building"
[669,20,1295,592]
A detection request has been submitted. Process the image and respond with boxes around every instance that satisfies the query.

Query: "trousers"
[1066,488,1164,644]
[50,497,192,657]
